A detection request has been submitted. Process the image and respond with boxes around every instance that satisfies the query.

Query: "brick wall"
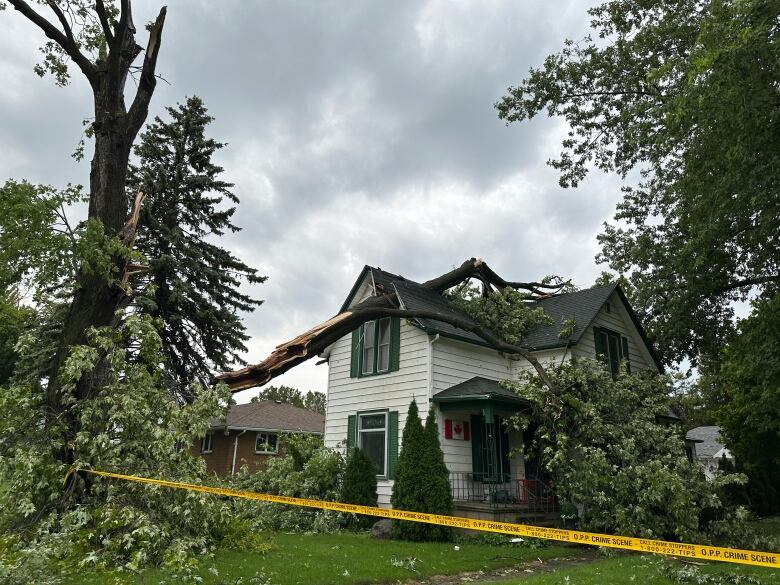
[191,430,281,476]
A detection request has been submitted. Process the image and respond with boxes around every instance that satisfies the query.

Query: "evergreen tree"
[391,399,451,541]
[128,96,266,401]
[341,447,378,529]
[421,406,454,541]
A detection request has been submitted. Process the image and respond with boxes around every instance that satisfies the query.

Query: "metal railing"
[449,472,558,513]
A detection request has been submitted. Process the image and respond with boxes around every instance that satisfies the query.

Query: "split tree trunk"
[8,0,167,462]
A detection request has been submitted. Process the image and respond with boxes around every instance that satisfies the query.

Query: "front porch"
[433,377,559,525]
[449,472,558,524]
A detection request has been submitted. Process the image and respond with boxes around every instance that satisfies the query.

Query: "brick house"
[192,400,325,476]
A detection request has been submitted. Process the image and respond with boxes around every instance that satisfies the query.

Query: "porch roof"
[432,376,532,412]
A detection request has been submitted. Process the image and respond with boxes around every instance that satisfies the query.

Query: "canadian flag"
[444,419,470,441]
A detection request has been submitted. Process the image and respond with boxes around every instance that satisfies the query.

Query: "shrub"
[230,433,345,532]
[391,400,452,541]
[420,406,453,541]
[341,447,378,529]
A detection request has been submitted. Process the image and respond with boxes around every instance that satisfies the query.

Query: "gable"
[335,265,662,371]
[572,289,662,372]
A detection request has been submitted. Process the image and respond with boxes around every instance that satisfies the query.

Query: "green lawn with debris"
[68,532,574,585]
[483,554,780,584]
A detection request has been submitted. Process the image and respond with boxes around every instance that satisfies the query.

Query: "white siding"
[324,319,429,506]
[432,338,512,474]
[571,291,657,372]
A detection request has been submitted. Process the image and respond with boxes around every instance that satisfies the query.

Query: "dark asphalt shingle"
[432,376,529,405]
[686,426,727,458]
[354,266,617,351]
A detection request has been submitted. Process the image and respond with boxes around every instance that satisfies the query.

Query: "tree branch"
[46,1,77,46]
[712,275,780,295]
[8,0,97,85]
[126,6,167,139]
[94,0,114,45]
[421,257,570,297]
[217,269,559,393]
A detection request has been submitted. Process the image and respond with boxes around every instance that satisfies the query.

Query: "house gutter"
[231,429,248,475]
[428,333,440,399]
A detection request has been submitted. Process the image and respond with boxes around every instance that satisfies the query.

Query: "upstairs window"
[594,326,630,375]
[350,317,401,377]
[255,432,278,454]
[200,434,213,454]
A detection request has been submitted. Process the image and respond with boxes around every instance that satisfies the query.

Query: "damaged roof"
[210,400,324,433]
[341,266,659,364]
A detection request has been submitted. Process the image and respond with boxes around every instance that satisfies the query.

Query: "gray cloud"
[0,0,617,399]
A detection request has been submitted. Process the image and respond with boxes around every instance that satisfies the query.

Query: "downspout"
[427,334,440,400]
[231,429,248,475]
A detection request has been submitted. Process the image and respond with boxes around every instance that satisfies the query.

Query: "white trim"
[255,431,279,454]
[200,434,213,454]
[211,425,323,435]
[231,429,247,475]
[428,333,440,399]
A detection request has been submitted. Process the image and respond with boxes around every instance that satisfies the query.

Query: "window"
[255,432,278,454]
[362,318,390,375]
[347,411,399,479]
[200,434,213,454]
[350,317,400,378]
[358,412,387,476]
[594,327,630,375]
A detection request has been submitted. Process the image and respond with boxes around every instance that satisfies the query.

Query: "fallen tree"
[218,258,568,391]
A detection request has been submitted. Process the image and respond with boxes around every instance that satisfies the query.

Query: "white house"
[321,265,663,521]
[686,426,733,480]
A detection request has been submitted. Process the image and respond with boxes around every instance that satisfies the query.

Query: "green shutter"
[389,317,401,372]
[470,414,485,481]
[594,327,607,358]
[350,328,361,378]
[387,411,399,479]
[347,415,357,450]
[621,336,631,373]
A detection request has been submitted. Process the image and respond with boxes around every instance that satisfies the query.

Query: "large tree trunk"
[7,1,168,464]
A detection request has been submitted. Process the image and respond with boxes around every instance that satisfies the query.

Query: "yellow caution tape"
[64,468,779,569]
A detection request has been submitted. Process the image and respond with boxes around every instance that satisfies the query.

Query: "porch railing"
[449,472,558,513]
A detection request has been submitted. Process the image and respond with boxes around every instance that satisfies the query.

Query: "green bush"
[420,406,453,541]
[341,447,378,529]
[391,400,453,541]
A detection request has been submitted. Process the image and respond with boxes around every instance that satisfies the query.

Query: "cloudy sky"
[1,0,622,401]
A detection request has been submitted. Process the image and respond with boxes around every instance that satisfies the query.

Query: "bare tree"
[218,258,567,392]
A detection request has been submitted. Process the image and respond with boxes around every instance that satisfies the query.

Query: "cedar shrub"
[391,400,453,541]
[341,447,378,529]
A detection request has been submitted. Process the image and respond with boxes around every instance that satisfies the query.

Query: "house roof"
[340,266,662,370]
[686,426,728,458]
[432,376,531,408]
[210,400,325,433]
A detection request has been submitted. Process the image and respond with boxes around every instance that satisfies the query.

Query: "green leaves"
[499,0,780,366]
[0,180,86,296]
[508,359,749,543]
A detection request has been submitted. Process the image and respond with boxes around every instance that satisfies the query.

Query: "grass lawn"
[754,517,780,544]
[67,532,574,585]
[481,554,780,585]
